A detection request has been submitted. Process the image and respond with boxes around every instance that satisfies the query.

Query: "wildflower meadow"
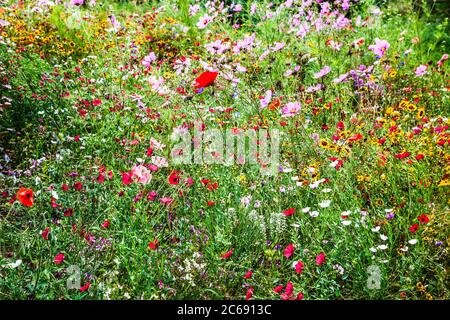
[0,0,449,301]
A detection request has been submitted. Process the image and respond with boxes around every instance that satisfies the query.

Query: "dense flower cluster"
[0,0,448,300]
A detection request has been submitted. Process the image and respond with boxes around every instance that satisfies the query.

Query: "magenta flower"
[316,252,326,266]
[53,253,65,265]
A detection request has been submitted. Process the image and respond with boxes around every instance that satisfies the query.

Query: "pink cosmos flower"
[437,54,448,67]
[197,14,213,29]
[131,164,152,184]
[109,14,121,31]
[314,66,331,79]
[260,90,272,109]
[415,65,428,77]
[271,42,286,52]
[141,52,156,67]
[159,197,174,205]
[281,102,301,117]
[368,38,390,57]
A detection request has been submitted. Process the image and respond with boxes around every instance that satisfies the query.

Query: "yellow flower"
[416,282,425,292]
[417,107,425,119]
[319,139,331,149]
[399,100,409,109]
[377,117,386,126]
[406,103,417,112]
[438,179,450,187]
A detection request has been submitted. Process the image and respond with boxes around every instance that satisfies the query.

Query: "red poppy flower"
[54,253,65,265]
[80,282,91,292]
[243,270,253,279]
[97,173,105,183]
[73,182,83,191]
[221,248,234,259]
[296,292,304,300]
[273,285,284,293]
[415,154,424,161]
[17,187,34,207]
[418,214,429,224]
[315,252,326,266]
[409,223,419,233]
[101,220,110,228]
[206,182,218,190]
[194,71,218,89]
[148,239,159,250]
[42,227,50,240]
[245,287,254,300]
[394,151,411,159]
[201,179,210,185]
[283,208,295,216]
[284,243,294,259]
[347,133,363,142]
[168,171,181,185]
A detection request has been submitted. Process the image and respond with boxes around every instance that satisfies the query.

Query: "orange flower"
[17,187,34,207]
